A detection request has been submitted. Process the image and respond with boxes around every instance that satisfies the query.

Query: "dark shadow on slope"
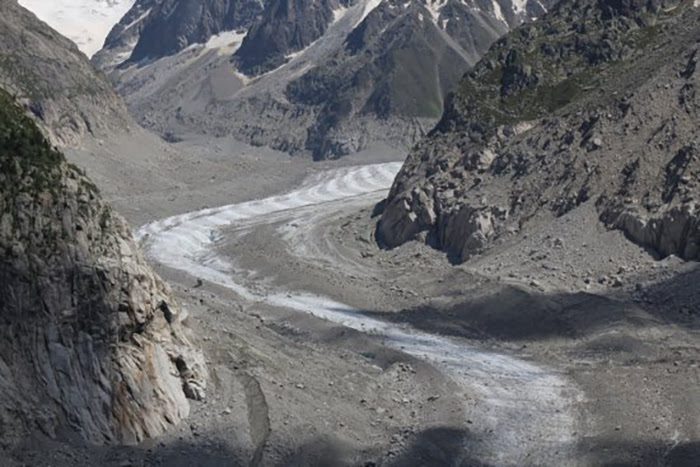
[390,429,700,467]
[276,433,375,467]
[364,284,647,342]
[138,440,245,467]
[10,432,246,467]
[386,427,493,467]
[276,427,489,467]
[275,427,700,467]
[364,263,700,343]
[576,438,700,467]
[633,265,700,330]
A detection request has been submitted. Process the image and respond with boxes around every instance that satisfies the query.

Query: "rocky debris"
[378,0,700,263]
[0,0,130,148]
[0,90,206,448]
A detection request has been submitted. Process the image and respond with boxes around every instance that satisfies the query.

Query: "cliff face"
[378,0,700,262]
[0,89,206,448]
[0,0,130,148]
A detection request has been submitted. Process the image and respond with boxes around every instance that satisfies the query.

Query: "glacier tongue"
[18,0,135,57]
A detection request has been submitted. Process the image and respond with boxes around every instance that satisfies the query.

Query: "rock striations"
[0,89,206,449]
[378,0,700,263]
[0,0,130,148]
[95,0,550,159]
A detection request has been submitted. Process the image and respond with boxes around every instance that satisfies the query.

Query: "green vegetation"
[446,1,678,135]
[0,88,63,194]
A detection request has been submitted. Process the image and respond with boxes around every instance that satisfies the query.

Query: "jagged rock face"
[96,0,551,159]
[234,0,351,75]
[378,0,700,262]
[93,0,162,70]
[127,0,264,63]
[0,90,206,448]
[0,0,130,147]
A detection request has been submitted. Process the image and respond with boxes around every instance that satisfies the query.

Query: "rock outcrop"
[378,0,700,262]
[0,89,206,448]
[0,0,130,147]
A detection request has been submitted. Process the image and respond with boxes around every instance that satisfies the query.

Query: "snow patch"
[492,0,507,24]
[357,0,384,27]
[105,38,138,67]
[511,0,528,15]
[205,30,248,55]
[18,0,136,57]
[121,7,151,32]
[424,0,448,25]
[333,5,349,23]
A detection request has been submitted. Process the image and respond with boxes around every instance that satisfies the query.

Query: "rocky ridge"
[128,0,263,64]
[95,0,550,159]
[0,0,130,147]
[378,0,700,263]
[0,88,206,449]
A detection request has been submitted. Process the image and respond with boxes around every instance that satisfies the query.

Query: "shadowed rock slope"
[0,0,130,147]
[378,0,700,263]
[0,89,206,449]
[128,0,263,64]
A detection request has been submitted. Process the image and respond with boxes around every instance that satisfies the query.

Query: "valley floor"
[8,133,699,466]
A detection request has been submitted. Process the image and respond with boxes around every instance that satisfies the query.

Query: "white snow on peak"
[492,0,507,24]
[511,0,528,15]
[422,0,449,26]
[205,30,248,55]
[121,7,151,32]
[18,0,136,57]
[333,5,349,23]
[357,0,384,27]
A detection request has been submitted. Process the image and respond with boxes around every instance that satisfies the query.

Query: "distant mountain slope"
[92,0,264,69]
[128,0,263,62]
[95,0,549,159]
[0,88,206,448]
[378,0,700,262]
[0,0,131,147]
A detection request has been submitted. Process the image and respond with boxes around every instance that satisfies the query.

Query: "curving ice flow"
[138,162,580,465]
[137,163,403,300]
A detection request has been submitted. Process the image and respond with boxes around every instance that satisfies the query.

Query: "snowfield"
[18,0,135,57]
